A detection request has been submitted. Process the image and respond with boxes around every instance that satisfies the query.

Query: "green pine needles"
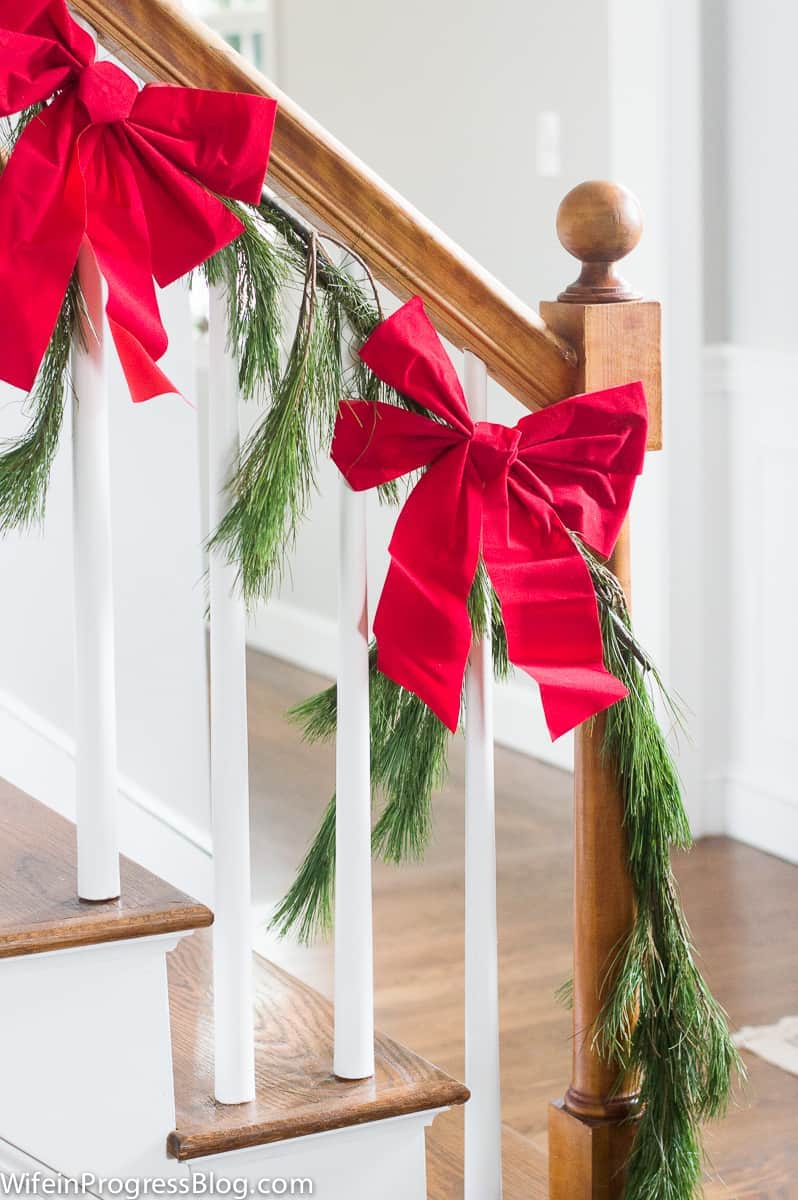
[0,276,81,532]
[277,545,740,1199]
[270,643,450,943]
[208,230,345,600]
[206,192,410,602]
[581,545,742,1200]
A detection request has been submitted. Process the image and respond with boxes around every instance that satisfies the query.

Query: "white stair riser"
[185,1109,444,1200]
[0,933,190,1181]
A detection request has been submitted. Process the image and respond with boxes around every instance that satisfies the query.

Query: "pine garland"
[276,545,740,1199]
[208,232,345,600]
[202,202,288,400]
[581,545,742,1200]
[270,643,450,943]
[205,191,413,601]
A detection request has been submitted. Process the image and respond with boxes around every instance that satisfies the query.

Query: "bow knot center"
[77,61,138,124]
[469,422,520,483]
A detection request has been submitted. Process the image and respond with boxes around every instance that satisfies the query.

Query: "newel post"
[541,181,662,1200]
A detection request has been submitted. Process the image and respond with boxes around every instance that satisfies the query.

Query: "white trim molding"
[700,343,798,864]
[0,688,213,901]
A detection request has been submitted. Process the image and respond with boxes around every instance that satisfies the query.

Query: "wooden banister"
[71,0,578,412]
[543,182,662,1200]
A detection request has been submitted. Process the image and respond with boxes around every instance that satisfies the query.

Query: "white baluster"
[208,283,256,1104]
[463,352,502,1199]
[72,243,120,903]
[333,477,375,1080]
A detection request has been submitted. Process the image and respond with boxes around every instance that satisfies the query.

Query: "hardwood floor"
[246,650,798,1199]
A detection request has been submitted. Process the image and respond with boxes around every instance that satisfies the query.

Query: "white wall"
[0,285,213,895]
[696,0,798,861]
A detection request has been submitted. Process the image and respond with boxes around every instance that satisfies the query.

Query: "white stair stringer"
[0,933,194,1186]
[180,1108,445,1200]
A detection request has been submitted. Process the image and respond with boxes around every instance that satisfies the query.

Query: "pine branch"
[271,643,448,943]
[273,558,513,944]
[1,103,44,157]
[209,237,345,602]
[578,543,742,1200]
[202,202,288,399]
[279,536,740,1200]
[207,194,415,602]
[0,276,80,532]
[467,557,511,681]
[270,795,336,944]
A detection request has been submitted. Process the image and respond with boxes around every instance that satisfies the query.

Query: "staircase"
[0,2,667,1197]
[0,782,471,1196]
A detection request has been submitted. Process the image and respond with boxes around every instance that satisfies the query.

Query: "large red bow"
[0,0,277,401]
[332,298,648,740]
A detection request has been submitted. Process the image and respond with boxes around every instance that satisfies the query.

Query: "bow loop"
[77,61,137,124]
[339,298,648,740]
[0,0,94,115]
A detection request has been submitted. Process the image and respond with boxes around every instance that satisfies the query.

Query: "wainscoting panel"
[704,344,798,863]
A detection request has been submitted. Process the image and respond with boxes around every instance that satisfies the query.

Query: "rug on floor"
[734,1016,798,1075]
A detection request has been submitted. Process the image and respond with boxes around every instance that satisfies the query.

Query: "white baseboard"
[722,774,798,865]
[0,688,213,903]
[248,600,574,772]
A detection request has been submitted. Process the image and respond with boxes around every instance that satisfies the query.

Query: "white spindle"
[72,243,120,903]
[463,352,502,1198]
[208,283,256,1104]
[333,478,375,1080]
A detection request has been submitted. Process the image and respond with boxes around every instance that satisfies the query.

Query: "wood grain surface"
[167,928,468,1160]
[70,0,579,414]
[245,651,798,1199]
[0,782,212,958]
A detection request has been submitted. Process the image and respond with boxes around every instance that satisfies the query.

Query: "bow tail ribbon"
[333,398,479,731]
[374,444,482,733]
[483,476,626,739]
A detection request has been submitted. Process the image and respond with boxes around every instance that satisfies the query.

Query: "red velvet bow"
[332,297,648,739]
[0,0,277,401]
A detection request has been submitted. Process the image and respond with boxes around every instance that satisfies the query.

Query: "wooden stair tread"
[427,1109,548,1199]
[168,929,469,1160]
[0,780,212,958]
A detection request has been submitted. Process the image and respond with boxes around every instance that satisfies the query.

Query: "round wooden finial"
[556,181,643,303]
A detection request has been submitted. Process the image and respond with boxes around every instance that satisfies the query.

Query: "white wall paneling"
[702,345,798,864]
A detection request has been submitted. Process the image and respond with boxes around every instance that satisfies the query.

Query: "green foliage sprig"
[270,644,449,944]
[580,544,743,1200]
[205,191,415,601]
[207,232,346,600]
[277,544,740,1200]
[0,277,81,532]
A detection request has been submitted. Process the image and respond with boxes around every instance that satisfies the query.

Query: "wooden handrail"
[71,0,579,411]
